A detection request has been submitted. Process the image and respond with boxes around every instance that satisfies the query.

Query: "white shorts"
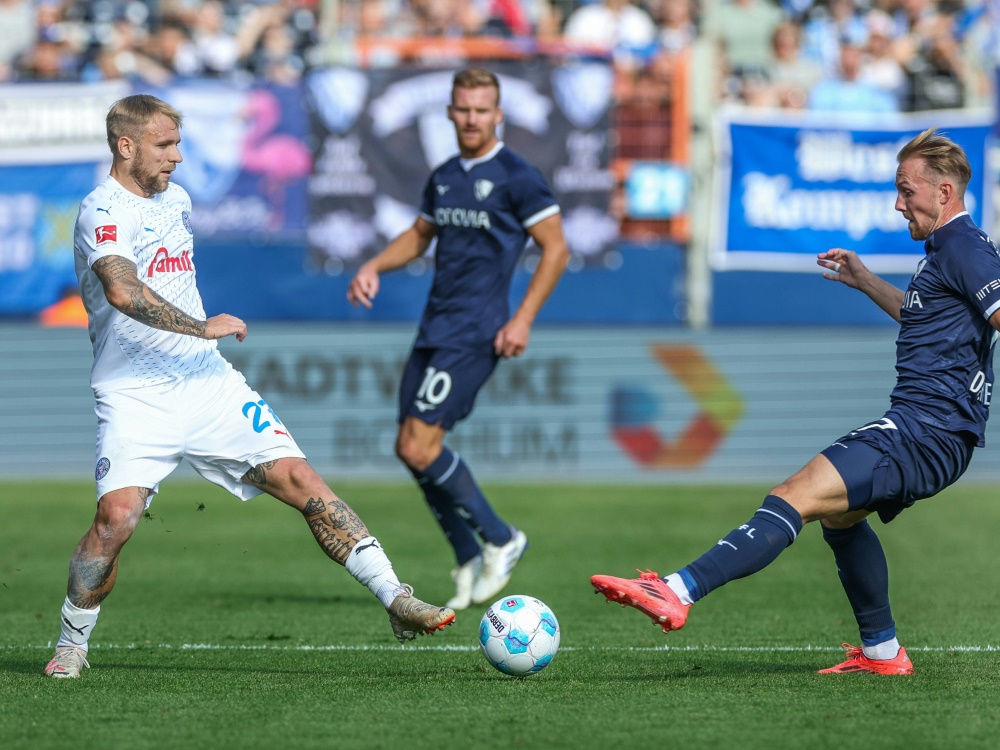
[93,356,305,503]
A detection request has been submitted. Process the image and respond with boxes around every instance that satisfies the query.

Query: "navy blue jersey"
[416,143,559,353]
[891,214,1000,446]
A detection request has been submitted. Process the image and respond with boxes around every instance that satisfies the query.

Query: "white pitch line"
[6,643,1000,653]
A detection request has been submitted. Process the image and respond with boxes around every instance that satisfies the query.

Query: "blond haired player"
[44,95,455,679]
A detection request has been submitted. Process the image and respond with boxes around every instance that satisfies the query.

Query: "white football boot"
[471,528,528,604]
[44,646,90,679]
[445,555,482,610]
[386,584,456,644]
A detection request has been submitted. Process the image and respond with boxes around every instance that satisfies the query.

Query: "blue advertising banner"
[0,81,310,315]
[713,110,995,273]
[148,81,310,241]
[0,161,107,315]
[0,82,124,315]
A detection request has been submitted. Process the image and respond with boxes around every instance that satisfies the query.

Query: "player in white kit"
[43,95,455,679]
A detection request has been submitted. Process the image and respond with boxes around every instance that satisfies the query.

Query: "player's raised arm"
[347,216,437,309]
[92,254,247,341]
[817,248,905,323]
[494,213,570,358]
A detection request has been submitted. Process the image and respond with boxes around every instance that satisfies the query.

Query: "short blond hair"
[897,127,972,193]
[451,67,500,106]
[106,95,183,157]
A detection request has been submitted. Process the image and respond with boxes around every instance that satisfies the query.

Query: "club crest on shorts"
[95,457,111,480]
[474,180,494,202]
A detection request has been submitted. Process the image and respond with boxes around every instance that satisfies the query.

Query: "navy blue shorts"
[821,410,975,524]
[398,347,500,430]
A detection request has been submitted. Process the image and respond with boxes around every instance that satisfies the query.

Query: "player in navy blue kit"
[348,68,569,610]
[592,128,1000,674]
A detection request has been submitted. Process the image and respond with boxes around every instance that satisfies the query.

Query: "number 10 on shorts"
[417,367,452,407]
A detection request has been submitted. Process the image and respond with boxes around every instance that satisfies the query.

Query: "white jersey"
[74,176,221,392]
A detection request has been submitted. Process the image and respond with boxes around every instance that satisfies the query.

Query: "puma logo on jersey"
[436,184,450,195]
[147,247,194,278]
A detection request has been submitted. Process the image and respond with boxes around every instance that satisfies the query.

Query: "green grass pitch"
[2,480,999,749]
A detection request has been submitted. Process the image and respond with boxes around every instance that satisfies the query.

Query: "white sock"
[57,597,100,652]
[663,573,694,606]
[343,537,405,608]
[862,637,901,660]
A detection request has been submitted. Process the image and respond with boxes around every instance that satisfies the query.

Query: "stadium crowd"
[0,0,995,112]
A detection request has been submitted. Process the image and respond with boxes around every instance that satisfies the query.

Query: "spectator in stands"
[859,9,907,108]
[479,0,533,37]
[901,9,966,111]
[407,0,468,36]
[80,17,175,84]
[951,0,995,108]
[652,0,698,56]
[762,20,823,108]
[16,37,79,81]
[0,0,37,81]
[231,2,309,82]
[189,0,240,77]
[246,19,305,82]
[705,0,784,80]
[563,0,658,62]
[801,0,868,75]
[531,0,563,37]
[808,39,899,113]
[148,17,201,78]
[15,1,83,82]
[888,0,942,48]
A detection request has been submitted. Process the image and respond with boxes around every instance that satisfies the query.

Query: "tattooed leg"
[244,458,369,566]
[67,487,147,609]
[302,497,370,564]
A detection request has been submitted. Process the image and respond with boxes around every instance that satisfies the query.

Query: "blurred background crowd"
[0,0,996,113]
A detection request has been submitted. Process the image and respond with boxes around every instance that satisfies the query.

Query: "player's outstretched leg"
[471,527,528,605]
[818,643,914,675]
[386,584,457,644]
[245,458,457,642]
[591,494,802,634]
[591,570,691,633]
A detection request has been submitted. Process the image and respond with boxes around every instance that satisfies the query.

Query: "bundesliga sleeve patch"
[95,225,117,245]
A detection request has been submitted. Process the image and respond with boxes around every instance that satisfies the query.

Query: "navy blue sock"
[419,447,513,548]
[678,495,803,602]
[822,520,895,646]
[408,465,481,566]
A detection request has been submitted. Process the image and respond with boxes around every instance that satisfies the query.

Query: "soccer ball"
[478,595,560,676]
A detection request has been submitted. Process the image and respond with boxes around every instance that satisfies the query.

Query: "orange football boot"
[591,570,691,633]
[818,643,914,675]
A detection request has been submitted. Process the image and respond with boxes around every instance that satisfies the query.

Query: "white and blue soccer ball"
[479,595,560,676]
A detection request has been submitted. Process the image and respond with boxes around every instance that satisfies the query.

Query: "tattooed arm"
[92,254,246,341]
